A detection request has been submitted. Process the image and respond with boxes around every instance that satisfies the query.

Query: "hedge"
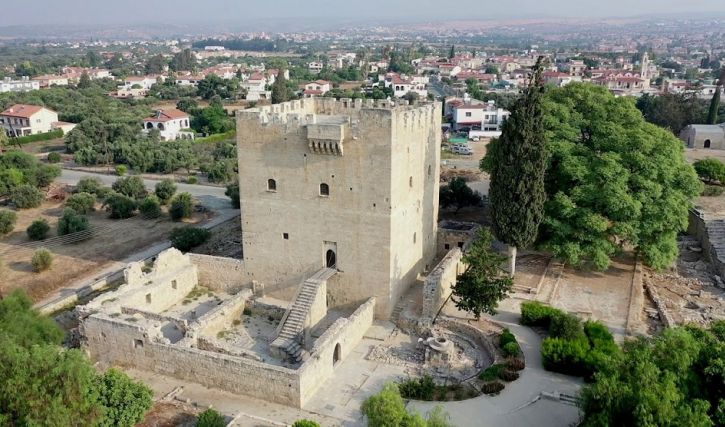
[10,129,64,145]
[195,130,235,144]
[520,301,563,328]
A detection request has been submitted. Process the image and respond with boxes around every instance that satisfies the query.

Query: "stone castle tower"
[235,98,442,318]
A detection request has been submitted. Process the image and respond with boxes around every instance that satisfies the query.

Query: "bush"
[10,129,63,145]
[499,328,517,347]
[196,408,225,427]
[96,368,153,427]
[0,209,17,235]
[499,369,519,382]
[225,183,240,208]
[549,313,585,340]
[398,375,437,400]
[169,226,211,252]
[502,341,521,358]
[58,208,90,235]
[115,165,127,176]
[105,193,137,219]
[138,196,161,219]
[65,192,96,214]
[169,192,194,221]
[702,185,724,197]
[112,176,146,200]
[694,158,725,183]
[506,357,525,371]
[480,381,505,395]
[27,218,50,241]
[541,336,591,377]
[154,179,177,204]
[292,420,320,427]
[47,152,61,163]
[11,185,44,209]
[187,176,198,184]
[479,364,505,381]
[520,301,563,328]
[76,177,104,195]
[31,248,53,272]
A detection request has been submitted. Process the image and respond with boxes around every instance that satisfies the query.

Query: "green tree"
[439,177,481,212]
[78,72,92,89]
[694,158,725,184]
[225,183,240,208]
[138,196,162,218]
[540,83,702,270]
[11,184,44,209]
[27,218,50,241]
[112,176,147,200]
[196,408,225,427]
[169,192,194,221]
[170,226,211,252]
[95,369,153,427]
[104,193,137,219]
[65,192,96,214]
[0,289,64,347]
[155,179,177,204]
[0,209,17,235]
[170,49,196,72]
[449,45,455,60]
[484,57,547,276]
[145,54,167,75]
[707,68,725,124]
[57,208,90,235]
[271,70,291,104]
[451,228,513,320]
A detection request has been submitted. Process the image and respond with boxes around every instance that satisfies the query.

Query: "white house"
[452,101,510,135]
[308,62,324,74]
[384,74,428,98]
[303,80,331,97]
[0,77,40,93]
[32,75,69,88]
[142,109,194,141]
[1,104,60,137]
[116,75,165,98]
[242,72,273,101]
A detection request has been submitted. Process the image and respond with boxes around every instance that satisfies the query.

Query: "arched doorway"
[326,249,336,268]
[705,139,712,148]
[333,343,341,366]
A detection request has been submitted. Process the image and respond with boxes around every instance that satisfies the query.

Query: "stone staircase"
[270,268,335,364]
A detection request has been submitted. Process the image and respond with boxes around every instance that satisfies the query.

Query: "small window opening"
[320,183,330,196]
[457,242,464,248]
[409,176,413,187]
[444,243,450,250]
[146,293,152,304]
[134,339,143,349]
[267,179,277,191]
[171,280,177,290]
[283,233,289,240]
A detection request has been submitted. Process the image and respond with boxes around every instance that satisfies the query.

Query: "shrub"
[169,226,211,252]
[169,192,194,221]
[65,192,96,214]
[11,185,44,209]
[541,336,591,377]
[479,364,505,382]
[195,408,225,427]
[292,420,320,427]
[76,177,104,195]
[138,196,161,219]
[96,368,153,427]
[115,165,127,176]
[154,179,177,204]
[35,164,61,187]
[105,193,137,219]
[0,209,17,235]
[398,375,436,400]
[480,381,505,395]
[9,128,63,145]
[702,185,724,197]
[502,341,521,358]
[520,301,563,328]
[694,158,725,183]
[499,328,517,347]
[187,176,198,184]
[499,369,520,382]
[112,176,146,199]
[47,152,61,163]
[506,357,525,371]
[31,248,53,272]
[549,313,585,340]
[57,208,90,235]
[225,183,240,208]
[27,218,50,241]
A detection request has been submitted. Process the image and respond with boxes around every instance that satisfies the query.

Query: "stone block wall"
[421,248,465,325]
[190,290,252,337]
[298,297,375,406]
[188,253,247,292]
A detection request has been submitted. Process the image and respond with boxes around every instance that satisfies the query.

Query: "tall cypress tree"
[485,57,548,276]
[449,45,455,60]
[707,68,724,124]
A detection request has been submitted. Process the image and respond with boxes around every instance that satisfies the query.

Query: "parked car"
[451,145,473,155]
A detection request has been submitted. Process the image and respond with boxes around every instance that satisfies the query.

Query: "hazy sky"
[1,0,724,26]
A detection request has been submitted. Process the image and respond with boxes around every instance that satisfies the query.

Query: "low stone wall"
[189,290,251,336]
[436,317,498,368]
[298,298,375,406]
[188,253,248,292]
[120,306,188,330]
[82,314,302,407]
[421,249,465,325]
[197,336,264,362]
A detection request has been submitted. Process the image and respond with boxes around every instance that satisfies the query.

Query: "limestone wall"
[298,297,375,406]
[190,290,252,337]
[421,249,466,325]
[188,253,247,292]
[82,314,302,407]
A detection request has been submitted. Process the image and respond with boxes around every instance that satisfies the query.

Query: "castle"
[236,97,443,319]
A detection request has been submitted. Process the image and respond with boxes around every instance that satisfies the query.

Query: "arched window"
[267,179,277,191]
[158,123,165,131]
[705,139,712,149]
[333,343,341,366]
[326,249,336,268]
[146,122,153,129]
[320,183,330,196]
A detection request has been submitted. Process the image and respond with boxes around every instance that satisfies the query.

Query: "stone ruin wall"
[421,248,466,325]
[188,253,247,293]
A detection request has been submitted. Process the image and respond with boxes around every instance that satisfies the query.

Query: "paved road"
[58,169,231,210]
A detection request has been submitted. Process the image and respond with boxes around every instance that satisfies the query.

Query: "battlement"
[236,97,439,127]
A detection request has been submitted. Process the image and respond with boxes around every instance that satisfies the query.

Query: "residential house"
[142,109,194,141]
[242,72,272,101]
[0,104,66,137]
[384,73,428,98]
[303,80,331,97]
[542,71,574,87]
[32,75,69,88]
[115,75,165,98]
[0,77,40,93]
[451,100,510,135]
[308,62,324,74]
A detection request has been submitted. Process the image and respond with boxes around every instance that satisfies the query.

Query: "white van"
[451,145,473,155]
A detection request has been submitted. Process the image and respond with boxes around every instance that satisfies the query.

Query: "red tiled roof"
[144,109,189,122]
[1,104,49,118]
